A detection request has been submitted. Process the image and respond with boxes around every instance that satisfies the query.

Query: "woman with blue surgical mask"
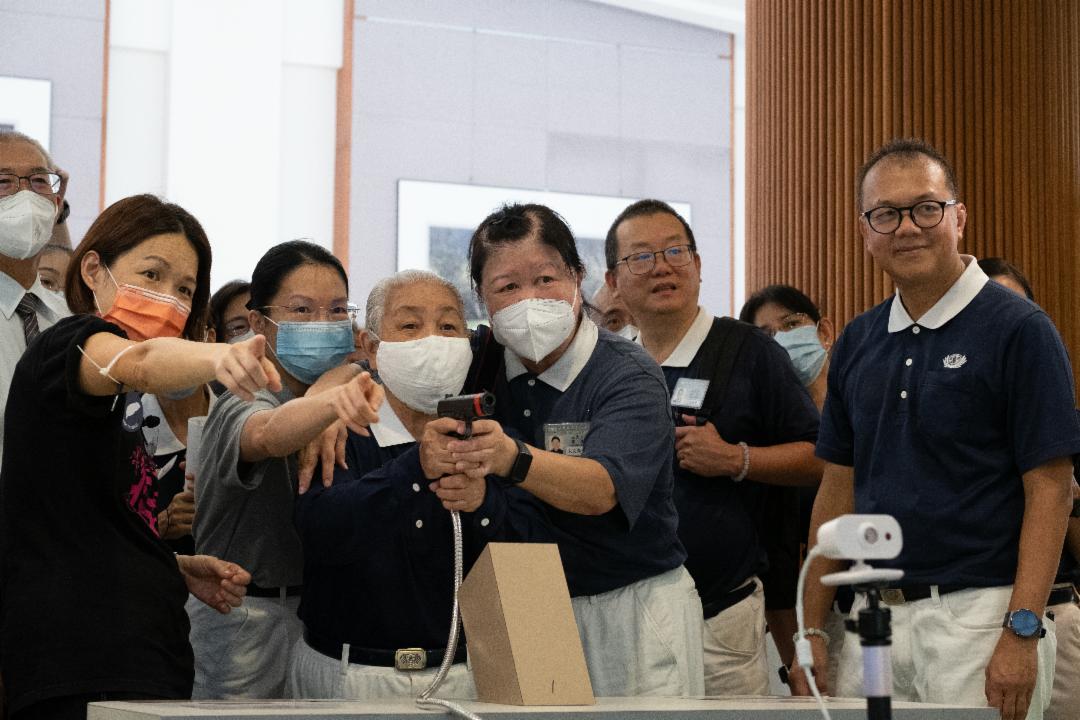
[188,240,383,700]
[740,285,835,412]
[739,284,841,686]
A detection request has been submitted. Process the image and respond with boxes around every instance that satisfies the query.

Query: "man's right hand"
[420,417,467,480]
[787,635,831,696]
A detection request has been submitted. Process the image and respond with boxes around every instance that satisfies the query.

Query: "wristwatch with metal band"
[1002,608,1046,639]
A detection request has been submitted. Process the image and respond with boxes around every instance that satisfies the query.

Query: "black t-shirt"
[663,320,819,608]
[0,315,193,712]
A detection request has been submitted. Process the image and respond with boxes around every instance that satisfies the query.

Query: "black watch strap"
[507,438,533,485]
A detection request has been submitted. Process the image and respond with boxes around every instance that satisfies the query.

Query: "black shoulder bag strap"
[686,317,753,422]
[465,324,505,394]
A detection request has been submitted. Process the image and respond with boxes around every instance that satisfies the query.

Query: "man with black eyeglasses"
[605,199,823,696]
[0,131,70,473]
[790,138,1079,720]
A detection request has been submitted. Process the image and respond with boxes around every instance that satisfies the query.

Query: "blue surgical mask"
[163,385,200,401]
[267,318,354,385]
[227,329,255,345]
[774,324,827,386]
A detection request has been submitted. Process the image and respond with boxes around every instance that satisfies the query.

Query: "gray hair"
[365,269,464,338]
[0,129,55,169]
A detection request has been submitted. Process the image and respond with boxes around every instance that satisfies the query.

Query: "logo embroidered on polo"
[942,353,967,369]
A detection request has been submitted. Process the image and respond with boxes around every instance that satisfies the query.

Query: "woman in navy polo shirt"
[427,203,704,697]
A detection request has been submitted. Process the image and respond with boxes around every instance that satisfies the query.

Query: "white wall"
[0,0,107,244]
[350,0,735,315]
[105,0,343,290]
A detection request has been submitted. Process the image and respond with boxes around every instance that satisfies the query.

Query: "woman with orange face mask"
[0,195,277,720]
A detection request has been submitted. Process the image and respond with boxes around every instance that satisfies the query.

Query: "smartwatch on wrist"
[1002,608,1046,639]
[506,438,533,485]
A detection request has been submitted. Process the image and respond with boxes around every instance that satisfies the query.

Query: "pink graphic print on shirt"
[128,443,161,535]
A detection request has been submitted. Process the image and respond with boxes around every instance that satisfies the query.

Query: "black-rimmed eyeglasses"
[861,200,958,234]
[619,245,695,275]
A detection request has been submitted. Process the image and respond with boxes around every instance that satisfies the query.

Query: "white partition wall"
[350,0,734,315]
[0,0,107,244]
[105,0,344,290]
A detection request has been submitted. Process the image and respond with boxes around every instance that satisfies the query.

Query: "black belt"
[702,579,757,620]
[878,584,967,605]
[303,628,467,669]
[247,582,303,599]
[1048,585,1079,607]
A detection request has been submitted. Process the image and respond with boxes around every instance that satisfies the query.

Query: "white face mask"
[616,324,639,341]
[375,335,473,415]
[491,288,579,363]
[0,190,57,260]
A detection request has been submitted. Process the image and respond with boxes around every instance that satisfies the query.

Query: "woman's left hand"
[157,489,195,540]
[445,419,517,479]
[177,555,251,614]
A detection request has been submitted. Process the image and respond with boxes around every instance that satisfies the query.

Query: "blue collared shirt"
[295,400,551,650]
[818,257,1080,586]
[497,318,686,597]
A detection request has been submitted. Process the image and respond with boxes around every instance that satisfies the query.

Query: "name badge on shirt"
[543,422,588,456]
[671,378,710,411]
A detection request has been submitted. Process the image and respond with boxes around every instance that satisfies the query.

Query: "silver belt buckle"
[395,647,427,671]
[880,589,905,606]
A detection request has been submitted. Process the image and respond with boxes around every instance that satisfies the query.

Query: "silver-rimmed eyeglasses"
[619,244,695,275]
[0,172,62,197]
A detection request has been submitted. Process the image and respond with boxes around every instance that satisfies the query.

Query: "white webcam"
[816,514,904,586]
[816,514,903,560]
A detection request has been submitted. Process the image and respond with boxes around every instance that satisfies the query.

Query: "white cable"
[795,546,832,720]
[415,508,483,720]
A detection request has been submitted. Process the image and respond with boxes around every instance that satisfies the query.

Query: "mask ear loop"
[77,343,137,410]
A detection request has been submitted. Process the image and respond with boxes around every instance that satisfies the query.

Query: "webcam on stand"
[816,514,904,587]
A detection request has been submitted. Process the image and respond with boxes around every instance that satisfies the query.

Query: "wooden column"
[746,0,1080,384]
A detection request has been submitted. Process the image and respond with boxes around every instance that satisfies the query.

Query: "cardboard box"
[459,543,595,706]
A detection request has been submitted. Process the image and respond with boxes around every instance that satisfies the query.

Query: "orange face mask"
[99,267,191,341]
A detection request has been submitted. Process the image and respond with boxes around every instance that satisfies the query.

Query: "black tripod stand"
[845,585,893,720]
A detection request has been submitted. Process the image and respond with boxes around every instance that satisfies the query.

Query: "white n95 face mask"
[0,190,57,260]
[491,289,578,364]
[375,335,473,415]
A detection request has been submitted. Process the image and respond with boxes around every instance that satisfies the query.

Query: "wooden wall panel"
[746,0,1080,385]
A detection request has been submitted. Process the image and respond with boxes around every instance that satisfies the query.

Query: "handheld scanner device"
[436,392,496,440]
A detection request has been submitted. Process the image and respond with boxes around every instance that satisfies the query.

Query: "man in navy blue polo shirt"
[791,139,1080,720]
[605,199,823,696]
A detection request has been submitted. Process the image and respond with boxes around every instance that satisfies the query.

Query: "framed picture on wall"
[0,77,52,148]
[397,179,692,324]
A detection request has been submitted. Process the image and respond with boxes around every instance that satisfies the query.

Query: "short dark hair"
[978,257,1034,301]
[57,199,71,225]
[857,138,960,209]
[604,199,696,271]
[65,194,212,341]
[248,240,348,313]
[468,203,585,291]
[738,284,822,325]
[209,279,252,341]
